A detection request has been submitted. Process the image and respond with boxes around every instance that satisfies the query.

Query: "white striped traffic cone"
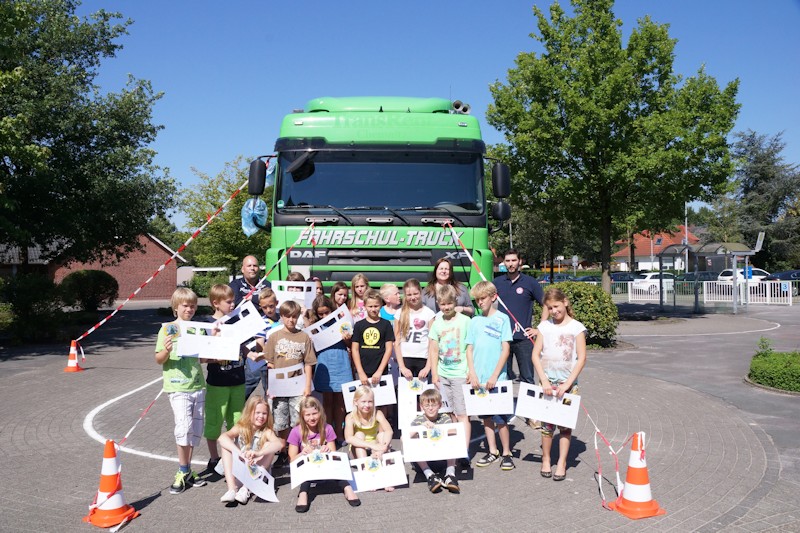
[83,440,139,528]
[64,340,84,372]
[609,431,666,519]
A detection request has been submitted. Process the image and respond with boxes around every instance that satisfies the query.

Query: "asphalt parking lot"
[1,302,798,532]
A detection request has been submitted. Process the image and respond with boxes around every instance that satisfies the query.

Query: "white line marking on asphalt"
[620,322,780,337]
[83,376,205,466]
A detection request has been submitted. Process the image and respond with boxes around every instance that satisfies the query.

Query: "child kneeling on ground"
[411,388,460,494]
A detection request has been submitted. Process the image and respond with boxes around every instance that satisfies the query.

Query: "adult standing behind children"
[422,258,474,317]
[229,255,268,307]
[493,249,548,385]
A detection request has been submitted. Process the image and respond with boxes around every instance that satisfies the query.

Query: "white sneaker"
[235,485,250,504]
[220,489,236,503]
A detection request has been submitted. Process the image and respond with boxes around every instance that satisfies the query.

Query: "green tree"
[688,201,743,246]
[487,0,739,292]
[734,131,800,270]
[1,0,175,268]
[180,157,271,273]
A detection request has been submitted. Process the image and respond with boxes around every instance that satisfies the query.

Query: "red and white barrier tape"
[72,178,251,348]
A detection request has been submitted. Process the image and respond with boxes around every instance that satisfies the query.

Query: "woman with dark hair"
[421,258,474,317]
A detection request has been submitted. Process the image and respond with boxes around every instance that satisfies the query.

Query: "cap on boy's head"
[208,283,234,304]
[435,283,457,304]
[364,288,383,305]
[170,287,198,315]
[279,300,302,318]
[419,388,442,405]
[470,280,497,299]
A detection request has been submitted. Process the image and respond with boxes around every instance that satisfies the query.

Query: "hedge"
[534,281,619,346]
[748,337,800,393]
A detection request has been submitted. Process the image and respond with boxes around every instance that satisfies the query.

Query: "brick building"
[48,234,185,300]
[612,225,699,272]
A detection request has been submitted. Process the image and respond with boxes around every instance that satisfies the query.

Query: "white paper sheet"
[514,383,581,429]
[218,301,266,345]
[175,320,240,361]
[267,362,311,397]
[302,305,353,352]
[349,451,408,493]
[230,452,279,502]
[273,280,317,309]
[342,374,397,412]
[290,451,353,489]
[462,380,515,416]
[401,422,467,463]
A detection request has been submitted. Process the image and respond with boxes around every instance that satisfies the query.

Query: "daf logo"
[289,250,327,259]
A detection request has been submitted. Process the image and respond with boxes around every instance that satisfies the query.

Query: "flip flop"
[553,472,566,481]
[540,470,552,478]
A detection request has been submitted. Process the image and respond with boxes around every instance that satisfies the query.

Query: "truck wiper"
[342,206,410,226]
[395,206,465,227]
[290,203,354,226]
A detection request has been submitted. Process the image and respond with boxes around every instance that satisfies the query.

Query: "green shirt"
[156,322,206,393]
[429,312,470,379]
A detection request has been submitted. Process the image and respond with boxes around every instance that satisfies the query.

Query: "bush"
[60,270,119,312]
[748,337,800,392]
[189,272,231,298]
[1,272,64,341]
[534,281,619,346]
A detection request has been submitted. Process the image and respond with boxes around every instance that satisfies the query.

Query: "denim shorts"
[541,383,579,437]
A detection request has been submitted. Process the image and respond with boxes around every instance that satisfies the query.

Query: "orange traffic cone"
[609,431,666,519]
[64,340,84,372]
[83,440,139,528]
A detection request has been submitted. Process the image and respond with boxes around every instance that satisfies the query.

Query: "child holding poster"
[154,288,208,494]
[411,388,459,494]
[429,284,471,465]
[309,295,353,442]
[217,395,282,505]
[344,386,393,466]
[288,397,361,512]
[531,287,587,481]
[465,281,514,471]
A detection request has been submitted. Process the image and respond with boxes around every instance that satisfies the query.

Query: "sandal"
[540,469,552,478]
[553,473,566,481]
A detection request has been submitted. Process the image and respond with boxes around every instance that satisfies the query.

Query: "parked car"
[611,272,636,282]
[574,275,601,282]
[631,272,675,294]
[537,273,574,284]
[763,270,800,296]
[717,268,770,283]
[676,271,720,282]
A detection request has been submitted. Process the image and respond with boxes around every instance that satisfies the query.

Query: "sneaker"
[187,470,206,487]
[220,489,236,503]
[427,474,443,493]
[500,455,516,471]
[169,470,189,494]
[235,485,250,504]
[207,457,221,472]
[476,452,500,467]
[443,474,460,493]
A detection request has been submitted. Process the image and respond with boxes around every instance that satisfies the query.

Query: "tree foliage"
[487,0,739,291]
[734,131,800,270]
[180,157,271,273]
[0,0,175,267]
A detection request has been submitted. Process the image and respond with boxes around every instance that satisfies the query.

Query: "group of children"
[155,269,587,511]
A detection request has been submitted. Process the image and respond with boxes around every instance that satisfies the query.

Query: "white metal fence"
[575,280,798,306]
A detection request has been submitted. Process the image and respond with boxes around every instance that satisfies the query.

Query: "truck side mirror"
[492,162,510,199]
[491,200,511,221]
[249,159,267,196]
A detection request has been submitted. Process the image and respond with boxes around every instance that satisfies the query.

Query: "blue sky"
[79,0,800,229]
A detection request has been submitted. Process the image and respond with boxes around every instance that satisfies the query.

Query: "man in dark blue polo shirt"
[493,249,549,385]
[229,255,268,307]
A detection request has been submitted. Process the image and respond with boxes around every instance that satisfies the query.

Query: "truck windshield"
[276,150,484,214]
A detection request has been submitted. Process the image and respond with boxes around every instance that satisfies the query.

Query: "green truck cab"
[248,96,511,287]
